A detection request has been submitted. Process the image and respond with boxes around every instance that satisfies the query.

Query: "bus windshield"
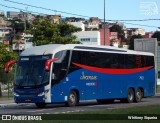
[15,55,52,87]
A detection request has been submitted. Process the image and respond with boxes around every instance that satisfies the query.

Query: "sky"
[0,0,160,32]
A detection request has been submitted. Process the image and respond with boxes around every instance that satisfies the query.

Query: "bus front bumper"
[14,95,45,103]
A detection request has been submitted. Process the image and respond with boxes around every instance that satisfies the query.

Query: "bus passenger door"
[51,50,70,102]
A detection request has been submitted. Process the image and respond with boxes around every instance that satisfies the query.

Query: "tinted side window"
[135,55,143,68]
[70,50,154,72]
[69,51,84,72]
[146,56,154,67]
[87,52,113,68]
[125,54,136,68]
[70,50,126,69]
[125,55,154,68]
[112,54,125,68]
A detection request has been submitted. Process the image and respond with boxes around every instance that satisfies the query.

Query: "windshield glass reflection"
[15,55,52,87]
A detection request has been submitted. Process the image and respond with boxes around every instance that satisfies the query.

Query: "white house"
[0,27,11,37]
[68,22,85,31]
[73,31,100,45]
[12,33,33,51]
[124,28,145,38]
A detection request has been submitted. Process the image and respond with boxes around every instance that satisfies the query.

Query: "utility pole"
[24,7,28,30]
[104,0,106,46]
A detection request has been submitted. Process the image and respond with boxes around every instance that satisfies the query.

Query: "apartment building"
[68,22,85,31]
[7,11,20,18]
[124,28,145,38]
[0,27,12,37]
[47,15,61,24]
[73,29,111,46]
[73,31,100,45]
[144,32,154,38]
[85,17,101,30]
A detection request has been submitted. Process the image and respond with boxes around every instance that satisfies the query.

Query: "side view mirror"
[45,58,58,71]
[5,60,17,73]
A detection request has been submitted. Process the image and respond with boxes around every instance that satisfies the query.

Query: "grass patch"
[0,91,13,101]
[0,96,13,101]
[34,104,160,122]
[156,85,160,93]
[72,104,160,114]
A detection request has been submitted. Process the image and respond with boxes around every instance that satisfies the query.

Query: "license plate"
[25,99,31,102]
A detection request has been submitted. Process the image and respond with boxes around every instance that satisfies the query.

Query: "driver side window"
[51,50,70,85]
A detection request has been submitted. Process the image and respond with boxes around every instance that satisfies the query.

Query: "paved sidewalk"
[0,100,16,107]
[0,100,14,104]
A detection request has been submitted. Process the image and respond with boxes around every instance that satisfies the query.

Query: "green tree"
[0,43,18,96]
[7,19,26,33]
[129,34,143,50]
[109,25,125,41]
[0,44,17,69]
[152,31,160,41]
[26,18,82,46]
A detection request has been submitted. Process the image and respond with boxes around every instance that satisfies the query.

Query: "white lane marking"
[85,105,110,107]
[28,108,56,113]
[29,109,46,113]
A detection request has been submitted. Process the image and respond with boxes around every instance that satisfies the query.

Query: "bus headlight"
[14,92,20,97]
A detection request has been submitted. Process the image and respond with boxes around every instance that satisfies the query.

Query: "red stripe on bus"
[72,62,153,74]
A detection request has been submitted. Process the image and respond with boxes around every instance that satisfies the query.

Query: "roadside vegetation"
[157,86,160,93]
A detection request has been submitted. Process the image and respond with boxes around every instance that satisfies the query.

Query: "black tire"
[66,90,78,107]
[35,103,46,108]
[97,99,114,104]
[126,88,134,103]
[134,88,143,103]
[97,99,104,104]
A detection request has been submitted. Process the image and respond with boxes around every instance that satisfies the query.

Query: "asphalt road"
[0,94,160,116]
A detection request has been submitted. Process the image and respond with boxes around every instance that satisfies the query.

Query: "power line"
[1,3,160,29]
[0,4,48,15]
[3,0,91,18]
[0,3,68,20]
[121,22,159,28]
[3,0,160,22]
[107,19,160,21]
[106,20,159,28]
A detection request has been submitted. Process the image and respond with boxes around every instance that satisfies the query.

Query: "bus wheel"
[35,103,46,108]
[126,88,134,103]
[66,90,78,107]
[134,88,143,103]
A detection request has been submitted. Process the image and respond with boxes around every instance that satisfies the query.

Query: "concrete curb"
[0,100,29,108]
[0,103,31,108]
[0,103,16,108]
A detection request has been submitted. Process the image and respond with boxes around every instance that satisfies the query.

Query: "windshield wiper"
[40,71,48,84]
[17,71,29,87]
